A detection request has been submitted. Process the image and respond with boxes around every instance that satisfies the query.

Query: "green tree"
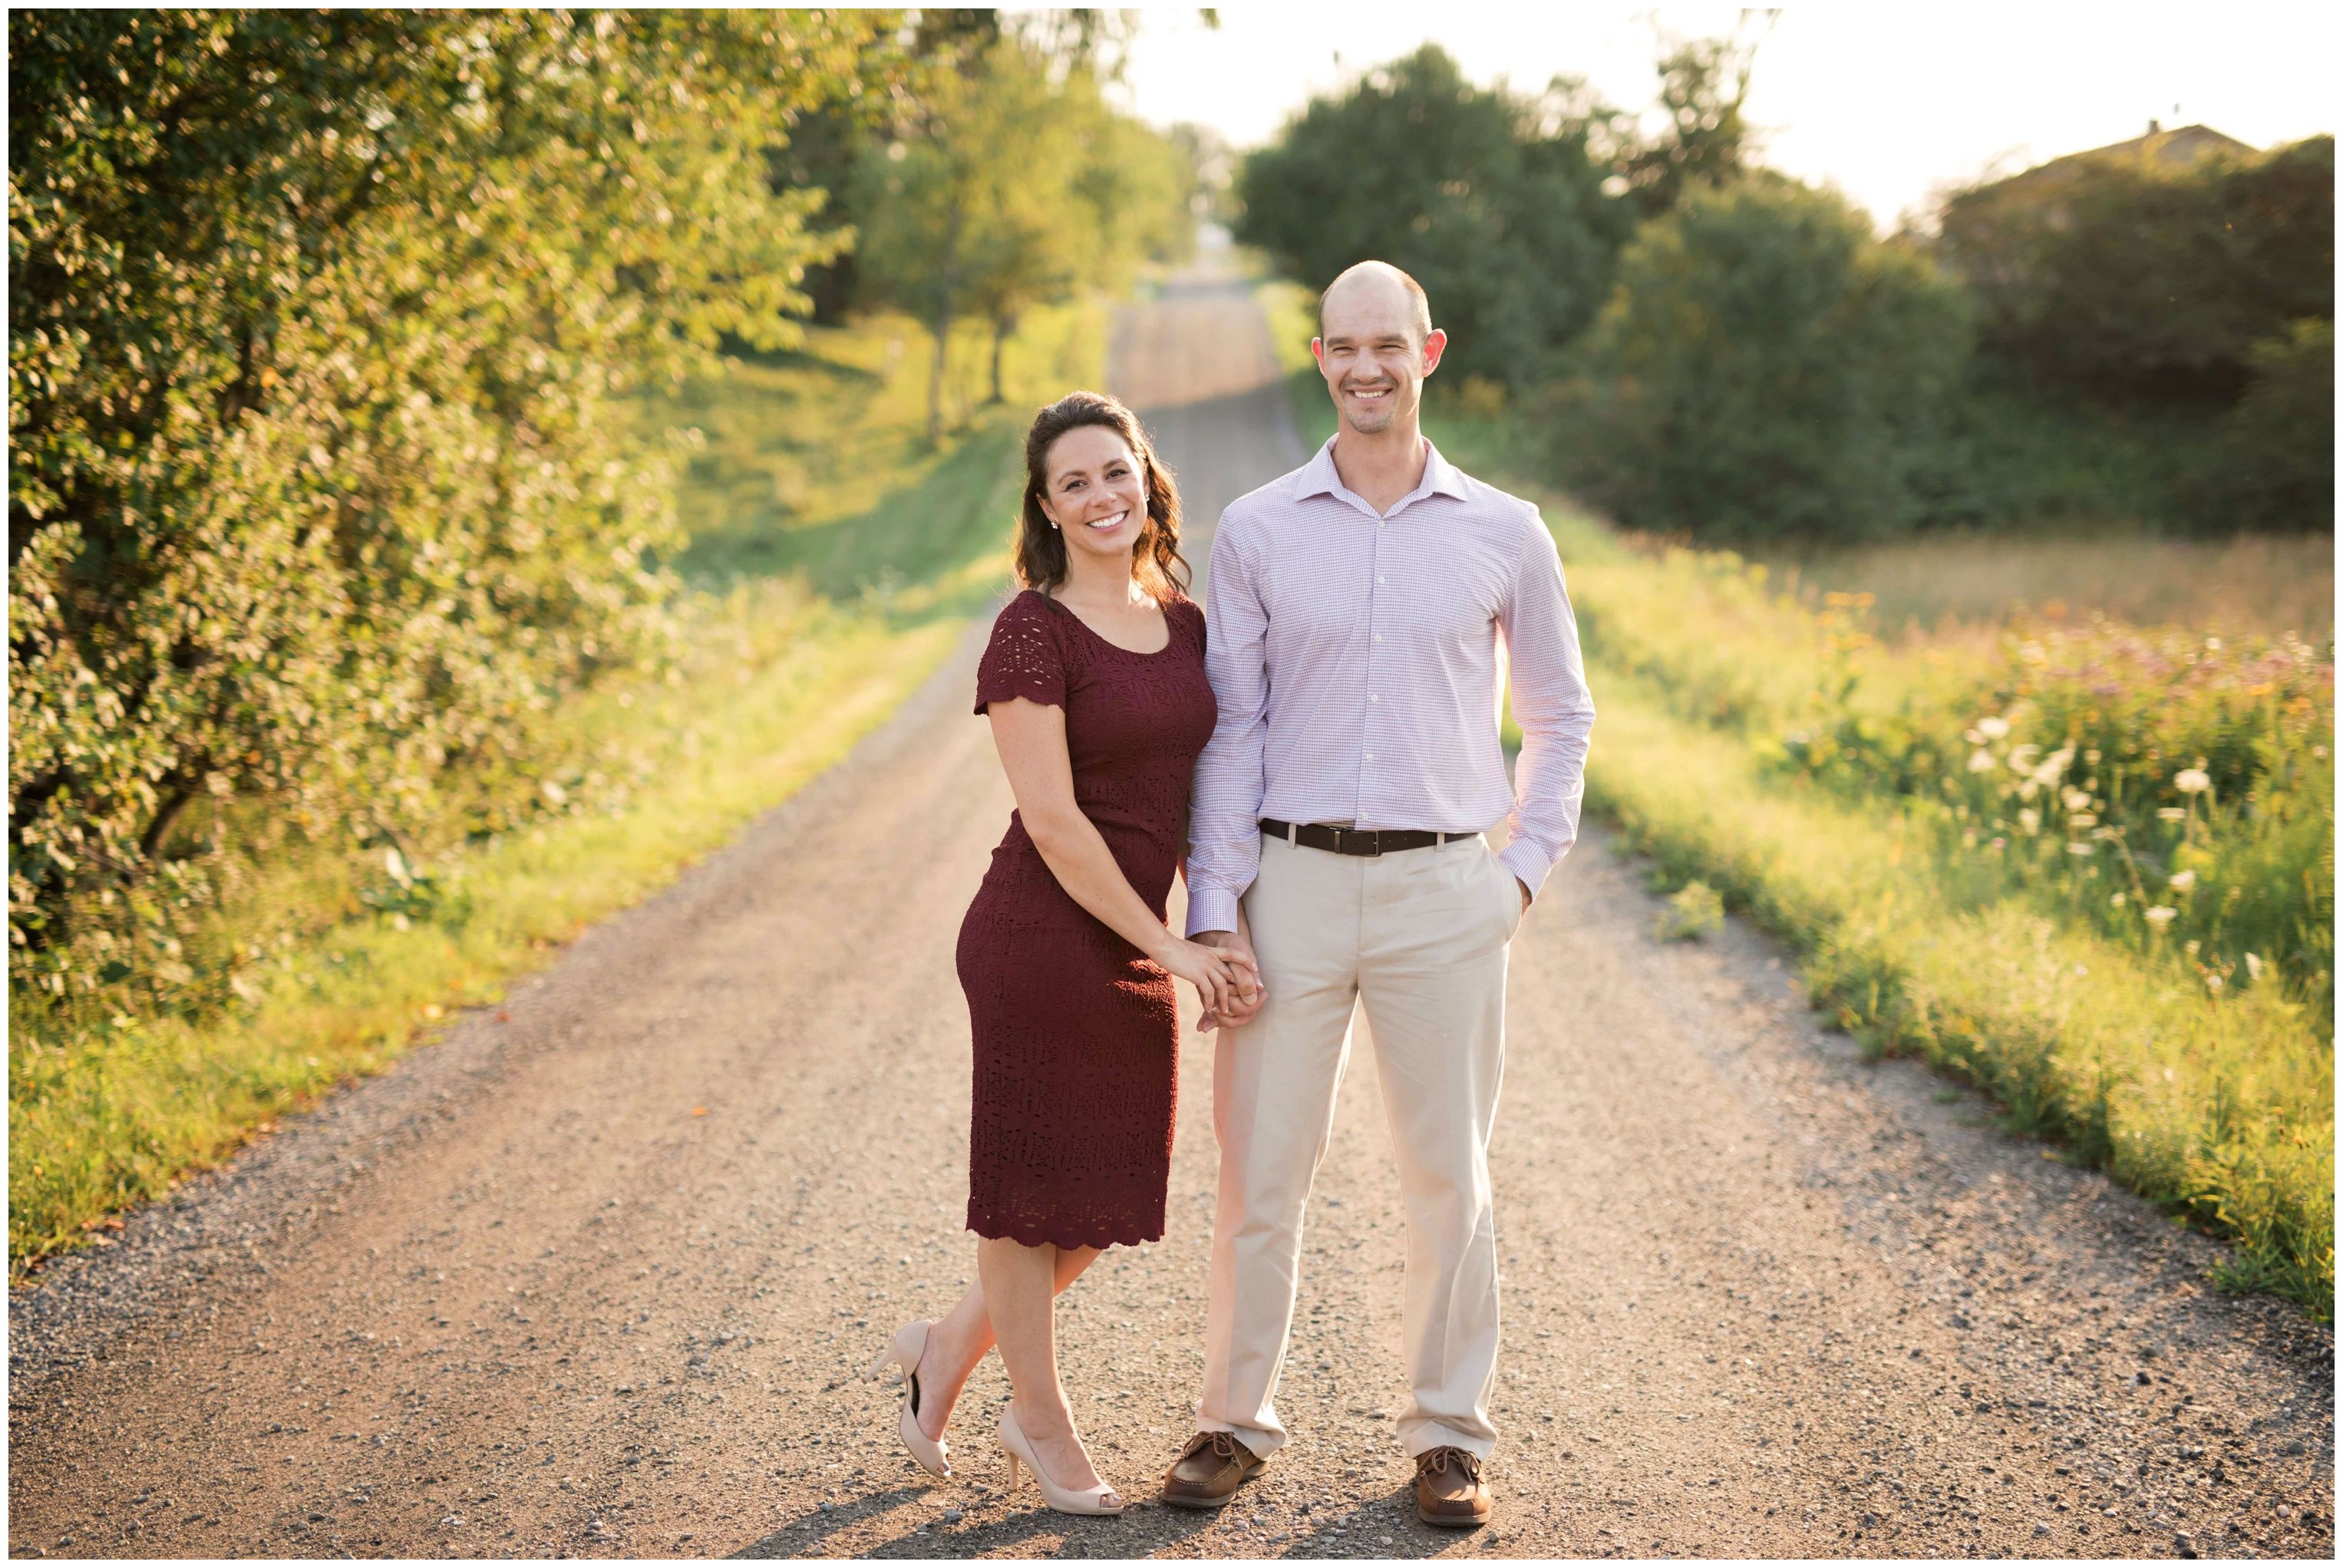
[1935,135,2335,404]
[1613,21,1772,219]
[1233,45,1631,388]
[8,10,903,1007]
[855,38,1194,434]
[1549,175,1974,543]
[2191,318,2335,531]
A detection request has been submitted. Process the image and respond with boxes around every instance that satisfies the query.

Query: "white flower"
[2018,807,2041,836]
[2009,743,2042,773]
[2067,812,2097,829]
[2244,952,2264,982]
[1977,715,2011,739]
[2144,906,2178,928]
[2173,768,2212,794]
[2065,841,2095,856]
[2167,870,2196,893]
[2205,973,2224,994]
[2205,635,2223,652]
[2157,807,2186,822]
[1968,749,1998,774]
[2110,892,2127,907]
[2061,787,2093,812]
[2032,747,2075,787]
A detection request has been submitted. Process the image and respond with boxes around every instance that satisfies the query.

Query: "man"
[1167,260,1596,1528]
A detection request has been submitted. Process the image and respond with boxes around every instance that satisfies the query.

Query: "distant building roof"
[1986,121,2259,200]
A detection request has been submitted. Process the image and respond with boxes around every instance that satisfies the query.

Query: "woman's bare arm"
[989,697,1242,1016]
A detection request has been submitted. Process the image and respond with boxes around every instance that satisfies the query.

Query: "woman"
[869,391,1262,1516]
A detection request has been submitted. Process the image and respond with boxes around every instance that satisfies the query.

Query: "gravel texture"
[8,262,2333,1561]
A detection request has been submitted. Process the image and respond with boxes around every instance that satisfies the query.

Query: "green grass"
[10,300,1104,1278]
[1258,279,2335,1315]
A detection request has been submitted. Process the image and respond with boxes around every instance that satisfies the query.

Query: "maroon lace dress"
[956,588,1217,1249]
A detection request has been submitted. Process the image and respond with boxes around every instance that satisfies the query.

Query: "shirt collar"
[1295,434,1469,515]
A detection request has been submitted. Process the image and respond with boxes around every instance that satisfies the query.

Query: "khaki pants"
[1197,829,1520,1461]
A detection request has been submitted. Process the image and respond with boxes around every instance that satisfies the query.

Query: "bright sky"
[1116,2,2339,232]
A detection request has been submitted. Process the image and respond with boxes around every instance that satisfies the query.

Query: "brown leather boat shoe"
[1162,1429,1266,1508]
[1414,1445,1491,1527]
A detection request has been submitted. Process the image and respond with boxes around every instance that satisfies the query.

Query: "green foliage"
[1233,45,1632,388]
[1545,176,1974,542]
[1936,134,2335,404]
[1653,880,1727,941]
[853,38,1194,427]
[1613,28,1767,218]
[2190,318,2336,532]
[8,10,903,1017]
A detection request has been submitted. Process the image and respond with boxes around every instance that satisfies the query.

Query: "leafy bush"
[2189,318,2336,532]
[8,11,899,1015]
[1935,134,2334,404]
[1233,45,1632,388]
[1543,175,1975,543]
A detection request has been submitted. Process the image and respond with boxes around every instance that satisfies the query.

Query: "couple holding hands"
[870,261,1596,1530]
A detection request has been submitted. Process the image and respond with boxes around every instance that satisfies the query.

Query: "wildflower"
[2084,748,2101,765]
[2110,892,2127,907]
[2018,807,2041,836]
[2061,787,2092,812]
[2173,767,2212,794]
[2065,842,2094,856]
[2205,635,2223,652]
[1967,749,1997,774]
[2068,812,2097,829]
[2144,906,2177,928]
[2205,973,2223,994]
[2156,807,2186,823]
[2244,952,2264,982]
[2167,870,2196,893]
[1977,715,2011,739]
[2009,743,2042,773]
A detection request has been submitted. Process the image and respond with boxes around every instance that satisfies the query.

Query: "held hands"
[1186,930,1266,1033]
[1158,935,1261,1026]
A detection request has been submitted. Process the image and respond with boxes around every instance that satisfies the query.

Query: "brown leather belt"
[1260,818,1472,857]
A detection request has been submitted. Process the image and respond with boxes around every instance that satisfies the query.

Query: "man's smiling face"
[1312,267,1446,437]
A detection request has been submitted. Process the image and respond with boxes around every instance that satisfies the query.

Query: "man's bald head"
[1318,261,1432,346]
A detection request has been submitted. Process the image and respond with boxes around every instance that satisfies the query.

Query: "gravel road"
[8,263,2333,1561]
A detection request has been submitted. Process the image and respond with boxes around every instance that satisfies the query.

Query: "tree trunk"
[926,199,964,447]
[988,312,1016,405]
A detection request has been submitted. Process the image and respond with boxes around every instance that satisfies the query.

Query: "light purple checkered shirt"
[1184,435,1597,937]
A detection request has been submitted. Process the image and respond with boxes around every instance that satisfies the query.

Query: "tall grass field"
[9,303,1104,1277]
[1259,280,2335,1316]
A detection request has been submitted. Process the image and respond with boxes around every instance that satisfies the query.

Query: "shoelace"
[1421,1447,1481,1482]
[1184,1431,1242,1463]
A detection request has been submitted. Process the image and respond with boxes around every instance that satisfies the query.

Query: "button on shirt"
[1185,436,1597,937]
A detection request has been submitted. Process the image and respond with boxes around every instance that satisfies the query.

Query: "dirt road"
[8,266,2332,1561]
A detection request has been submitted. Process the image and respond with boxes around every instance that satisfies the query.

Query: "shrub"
[1545,175,1974,543]
[8,12,899,1015]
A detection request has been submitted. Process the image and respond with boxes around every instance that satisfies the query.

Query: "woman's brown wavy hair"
[1015,390,1189,601]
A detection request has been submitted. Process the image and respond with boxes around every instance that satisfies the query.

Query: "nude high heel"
[998,1403,1124,1517]
[866,1321,950,1478]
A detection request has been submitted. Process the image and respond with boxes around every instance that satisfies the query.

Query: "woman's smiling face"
[1039,424,1147,564]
